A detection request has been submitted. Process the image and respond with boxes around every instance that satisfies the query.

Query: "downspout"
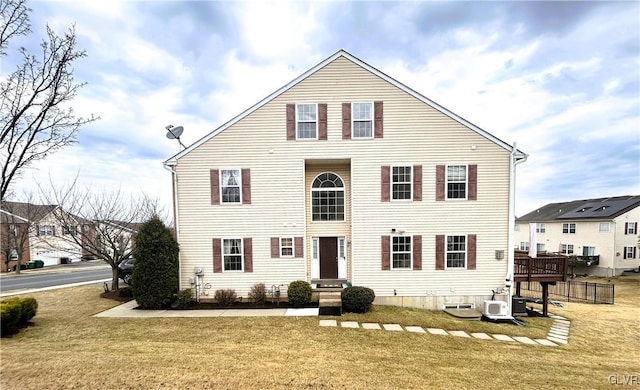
[163,162,181,290]
[507,142,528,312]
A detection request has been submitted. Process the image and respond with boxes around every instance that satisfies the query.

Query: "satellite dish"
[166,125,184,139]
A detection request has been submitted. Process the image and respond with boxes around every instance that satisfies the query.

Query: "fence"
[519,280,615,304]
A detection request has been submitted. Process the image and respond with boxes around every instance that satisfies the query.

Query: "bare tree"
[0,0,97,201]
[41,180,163,290]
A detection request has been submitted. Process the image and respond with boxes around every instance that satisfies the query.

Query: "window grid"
[223,238,243,271]
[391,236,412,269]
[38,225,54,236]
[598,223,610,232]
[392,166,412,200]
[447,165,467,199]
[536,223,546,233]
[296,104,317,139]
[220,169,241,203]
[624,247,636,259]
[519,242,529,251]
[561,244,574,255]
[583,246,595,256]
[280,237,293,257]
[446,235,466,268]
[311,173,345,221]
[627,223,637,235]
[537,243,545,252]
[562,223,576,234]
[352,102,373,138]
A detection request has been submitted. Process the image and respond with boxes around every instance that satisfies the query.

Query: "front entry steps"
[318,291,342,316]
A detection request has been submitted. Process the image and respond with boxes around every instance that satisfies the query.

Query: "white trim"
[390,165,413,202]
[445,234,468,269]
[311,237,319,279]
[390,235,412,270]
[445,164,469,201]
[598,222,610,232]
[338,236,347,279]
[163,49,527,166]
[220,168,242,204]
[295,103,319,140]
[310,172,345,222]
[351,102,374,139]
[221,237,244,272]
[279,236,294,258]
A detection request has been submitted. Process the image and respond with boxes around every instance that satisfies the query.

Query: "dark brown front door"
[319,237,338,279]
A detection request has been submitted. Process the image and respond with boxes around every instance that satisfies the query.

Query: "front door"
[319,237,338,279]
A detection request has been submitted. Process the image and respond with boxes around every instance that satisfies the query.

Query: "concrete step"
[319,299,342,307]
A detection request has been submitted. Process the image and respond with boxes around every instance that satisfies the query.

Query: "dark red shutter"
[436,235,445,270]
[36,225,40,236]
[635,223,638,234]
[210,169,220,205]
[467,234,476,270]
[241,168,251,204]
[436,165,445,201]
[381,166,390,202]
[413,235,422,270]
[342,103,351,139]
[624,249,628,259]
[413,165,422,202]
[318,103,327,140]
[286,104,296,140]
[294,237,304,258]
[244,238,253,272]
[624,222,628,234]
[374,101,383,138]
[468,165,477,201]
[270,237,279,258]
[213,238,222,273]
[381,235,390,270]
[634,247,637,259]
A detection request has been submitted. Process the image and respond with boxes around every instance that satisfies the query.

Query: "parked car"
[118,258,135,285]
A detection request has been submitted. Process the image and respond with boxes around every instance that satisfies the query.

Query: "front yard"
[1,275,638,389]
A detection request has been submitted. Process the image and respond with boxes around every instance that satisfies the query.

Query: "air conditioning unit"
[483,300,508,317]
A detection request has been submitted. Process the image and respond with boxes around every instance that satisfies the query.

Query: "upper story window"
[296,103,317,139]
[220,169,241,203]
[38,225,54,236]
[626,222,637,235]
[447,165,467,199]
[392,166,412,200]
[536,223,546,233]
[562,223,576,234]
[311,173,345,221]
[391,236,412,269]
[63,225,77,235]
[223,238,243,271]
[352,102,373,138]
[8,224,18,236]
[446,235,467,268]
[599,222,610,232]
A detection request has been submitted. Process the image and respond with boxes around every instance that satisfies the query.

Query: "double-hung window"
[352,102,373,138]
[446,235,466,268]
[63,225,77,235]
[223,238,243,271]
[296,104,317,139]
[391,166,412,200]
[562,223,576,234]
[38,225,54,236]
[391,236,412,269]
[536,223,546,233]
[220,169,241,203]
[519,242,529,251]
[280,237,293,257]
[561,244,574,255]
[598,223,610,232]
[626,223,637,235]
[447,165,467,199]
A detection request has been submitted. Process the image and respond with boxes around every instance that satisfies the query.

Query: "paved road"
[0,264,113,293]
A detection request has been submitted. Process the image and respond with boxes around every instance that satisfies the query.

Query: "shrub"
[132,216,179,309]
[1,296,38,336]
[214,289,237,307]
[341,286,375,313]
[248,283,267,304]
[174,289,193,309]
[118,287,133,298]
[18,297,38,323]
[287,280,312,307]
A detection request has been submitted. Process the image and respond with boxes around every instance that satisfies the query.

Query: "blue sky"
[4,0,639,216]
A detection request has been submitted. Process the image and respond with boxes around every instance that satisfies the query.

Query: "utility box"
[512,296,527,316]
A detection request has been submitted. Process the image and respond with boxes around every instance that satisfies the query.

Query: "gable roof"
[0,201,57,224]
[164,49,526,166]
[517,195,640,222]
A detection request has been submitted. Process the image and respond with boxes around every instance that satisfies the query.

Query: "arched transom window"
[311,173,345,221]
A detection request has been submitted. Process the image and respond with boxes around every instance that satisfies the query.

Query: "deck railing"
[514,256,568,281]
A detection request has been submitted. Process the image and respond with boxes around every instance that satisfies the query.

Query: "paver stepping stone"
[405,326,426,333]
[513,336,537,345]
[383,324,404,331]
[319,319,337,327]
[341,321,359,328]
[549,328,569,336]
[285,308,319,316]
[449,330,470,338]
[471,333,493,340]
[362,323,381,330]
[535,339,558,346]
[427,328,448,335]
[493,334,516,342]
[547,336,568,345]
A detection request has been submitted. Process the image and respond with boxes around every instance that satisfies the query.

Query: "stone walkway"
[319,313,570,347]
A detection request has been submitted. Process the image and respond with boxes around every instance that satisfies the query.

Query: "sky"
[3,0,639,217]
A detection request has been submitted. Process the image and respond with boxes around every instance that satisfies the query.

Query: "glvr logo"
[608,375,638,386]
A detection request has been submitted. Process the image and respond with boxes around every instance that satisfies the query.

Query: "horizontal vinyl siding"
[175,56,512,297]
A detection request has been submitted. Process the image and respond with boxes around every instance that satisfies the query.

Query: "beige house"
[164,50,527,310]
[515,196,640,277]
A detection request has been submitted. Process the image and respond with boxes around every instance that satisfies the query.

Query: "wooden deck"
[513,251,568,283]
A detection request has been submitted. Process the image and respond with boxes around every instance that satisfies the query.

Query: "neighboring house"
[163,50,528,310]
[0,201,94,271]
[96,220,141,260]
[515,195,640,277]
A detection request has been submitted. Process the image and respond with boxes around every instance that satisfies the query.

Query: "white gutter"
[507,142,528,311]
[163,162,181,290]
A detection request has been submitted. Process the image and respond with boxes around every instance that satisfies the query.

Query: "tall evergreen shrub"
[132,216,179,309]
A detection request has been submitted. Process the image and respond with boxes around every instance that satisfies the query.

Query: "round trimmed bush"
[18,297,38,323]
[1,300,22,335]
[287,280,312,307]
[341,286,375,313]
